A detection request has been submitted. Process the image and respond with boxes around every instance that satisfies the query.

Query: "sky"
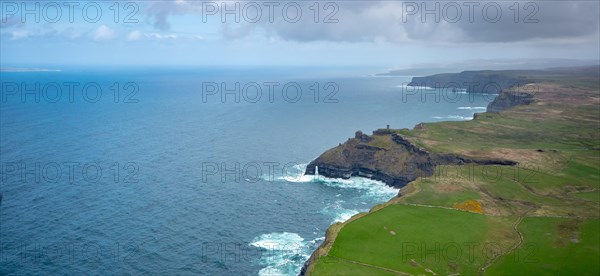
[1,0,599,69]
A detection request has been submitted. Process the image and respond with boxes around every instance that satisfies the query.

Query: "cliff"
[305,129,516,188]
[305,129,435,188]
[408,70,530,93]
[487,88,536,113]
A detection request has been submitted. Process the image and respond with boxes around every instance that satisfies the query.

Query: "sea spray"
[252,163,399,275]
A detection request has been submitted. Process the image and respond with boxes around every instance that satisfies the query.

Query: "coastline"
[298,75,517,275]
[298,66,600,275]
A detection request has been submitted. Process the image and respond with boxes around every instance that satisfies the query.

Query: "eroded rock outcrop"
[487,90,535,113]
[305,130,516,188]
[305,130,434,188]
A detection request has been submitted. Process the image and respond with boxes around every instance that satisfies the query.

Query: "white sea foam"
[283,163,399,218]
[256,164,400,275]
[395,84,436,90]
[318,177,399,201]
[320,199,359,224]
[281,165,398,201]
[250,232,305,251]
[309,237,325,244]
[458,106,486,110]
[333,209,360,223]
[258,267,286,276]
[250,232,313,276]
[432,115,473,120]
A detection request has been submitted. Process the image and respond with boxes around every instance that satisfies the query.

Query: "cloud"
[10,30,29,40]
[8,28,59,41]
[147,33,178,39]
[127,30,143,41]
[144,0,203,31]
[258,1,599,44]
[250,1,410,43]
[93,25,116,41]
[61,28,83,40]
[2,0,597,46]
[413,1,600,43]
[139,0,599,45]
[1,16,24,29]
[126,30,203,41]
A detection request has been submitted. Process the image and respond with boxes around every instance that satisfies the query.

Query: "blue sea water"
[0,67,495,275]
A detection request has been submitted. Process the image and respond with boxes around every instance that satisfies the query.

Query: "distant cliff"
[487,87,536,112]
[408,70,531,94]
[304,69,557,188]
[305,129,516,188]
[406,69,540,111]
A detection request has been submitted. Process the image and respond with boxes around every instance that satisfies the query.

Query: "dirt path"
[478,207,532,275]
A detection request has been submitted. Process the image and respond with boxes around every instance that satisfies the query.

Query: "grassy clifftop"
[304,66,600,275]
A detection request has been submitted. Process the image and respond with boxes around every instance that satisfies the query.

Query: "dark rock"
[373,128,393,135]
[355,144,387,151]
[299,258,310,276]
[305,133,435,188]
[487,91,535,113]
[355,130,372,142]
[391,134,426,154]
[305,131,517,188]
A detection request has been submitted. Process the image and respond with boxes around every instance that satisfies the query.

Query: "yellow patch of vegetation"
[453,199,484,214]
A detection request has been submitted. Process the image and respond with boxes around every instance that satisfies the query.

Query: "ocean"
[0,67,495,275]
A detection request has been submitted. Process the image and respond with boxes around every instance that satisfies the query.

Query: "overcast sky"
[1,0,599,68]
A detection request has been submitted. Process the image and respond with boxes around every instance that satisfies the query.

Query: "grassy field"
[488,218,600,275]
[313,205,515,275]
[307,67,600,275]
[311,256,400,275]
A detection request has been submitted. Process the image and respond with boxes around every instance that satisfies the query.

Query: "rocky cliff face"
[305,129,435,188]
[408,70,530,94]
[305,130,516,188]
[408,70,536,112]
[487,90,535,113]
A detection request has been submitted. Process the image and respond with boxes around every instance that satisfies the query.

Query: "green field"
[313,205,516,275]
[488,218,600,275]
